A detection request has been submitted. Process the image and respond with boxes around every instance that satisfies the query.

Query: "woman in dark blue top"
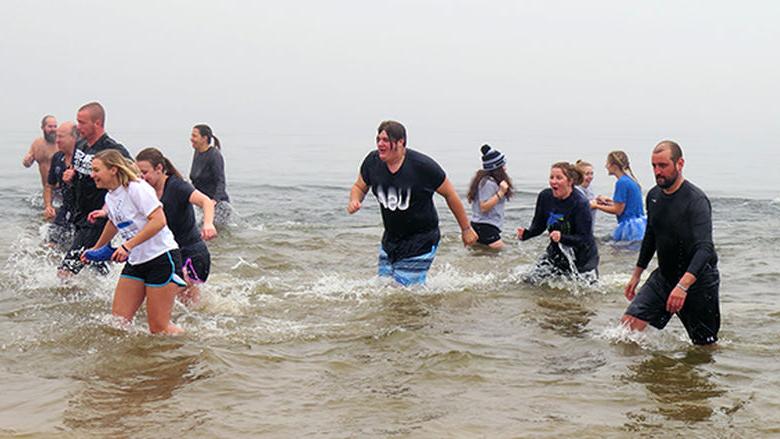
[190,124,231,226]
[137,147,217,306]
[517,162,599,278]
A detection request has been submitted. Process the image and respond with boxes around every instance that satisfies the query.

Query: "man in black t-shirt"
[45,122,78,248]
[58,102,132,277]
[621,141,720,345]
[347,120,477,285]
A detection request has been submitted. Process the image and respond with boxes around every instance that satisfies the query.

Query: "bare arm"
[479,180,508,213]
[436,178,477,246]
[190,189,217,240]
[592,200,625,216]
[22,140,37,167]
[43,184,55,220]
[347,174,369,214]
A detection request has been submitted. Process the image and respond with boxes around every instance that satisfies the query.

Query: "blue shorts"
[378,244,438,286]
[121,249,187,288]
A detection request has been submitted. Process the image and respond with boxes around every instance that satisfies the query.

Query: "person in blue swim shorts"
[347,120,477,286]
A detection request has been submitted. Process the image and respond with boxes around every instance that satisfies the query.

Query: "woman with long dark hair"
[466,144,513,249]
[190,124,231,225]
[136,147,216,306]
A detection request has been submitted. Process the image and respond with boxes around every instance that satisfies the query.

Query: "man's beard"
[44,131,56,143]
[656,170,679,189]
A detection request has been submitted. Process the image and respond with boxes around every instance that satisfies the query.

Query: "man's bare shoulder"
[30,137,57,162]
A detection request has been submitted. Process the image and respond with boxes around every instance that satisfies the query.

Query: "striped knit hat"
[481,144,506,171]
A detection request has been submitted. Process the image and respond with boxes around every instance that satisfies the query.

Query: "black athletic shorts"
[59,223,108,275]
[471,221,502,245]
[181,240,211,283]
[625,266,720,345]
[121,249,187,287]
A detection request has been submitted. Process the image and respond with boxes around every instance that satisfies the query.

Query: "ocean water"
[1,129,779,438]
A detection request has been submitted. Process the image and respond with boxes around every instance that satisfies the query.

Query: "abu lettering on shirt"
[360,149,446,262]
[105,180,178,265]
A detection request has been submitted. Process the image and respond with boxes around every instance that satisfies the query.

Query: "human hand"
[43,206,56,220]
[462,227,478,246]
[23,153,34,167]
[63,168,75,184]
[201,223,217,240]
[516,227,525,240]
[347,199,361,214]
[549,230,561,243]
[87,209,107,224]
[624,275,640,301]
[112,245,129,262]
[666,287,687,313]
[499,180,509,194]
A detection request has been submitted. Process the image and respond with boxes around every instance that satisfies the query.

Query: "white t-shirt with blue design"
[105,180,178,265]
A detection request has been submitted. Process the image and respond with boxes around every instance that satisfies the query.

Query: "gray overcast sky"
[1,0,778,147]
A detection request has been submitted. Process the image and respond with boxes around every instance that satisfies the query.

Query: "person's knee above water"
[467,144,514,250]
[592,150,646,242]
[81,149,184,335]
[189,124,231,226]
[620,140,720,345]
[346,120,478,286]
[136,147,216,306]
[516,161,599,277]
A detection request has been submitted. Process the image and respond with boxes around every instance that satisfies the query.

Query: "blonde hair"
[607,150,640,186]
[575,159,592,176]
[94,149,138,187]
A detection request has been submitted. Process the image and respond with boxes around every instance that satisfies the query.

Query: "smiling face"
[90,157,117,190]
[549,166,574,199]
[581,165,594,187]
[376,129,404,163]
[137,160,165,188]
[191,128,207,149]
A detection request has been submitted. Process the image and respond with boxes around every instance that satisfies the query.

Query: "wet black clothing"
[161,175,201,248]
[637,180,718,282]
[47,150,76,226]
[522,188,599,273]
[71,134,132,227]
[360,149,446,262]
[190,147,229,202]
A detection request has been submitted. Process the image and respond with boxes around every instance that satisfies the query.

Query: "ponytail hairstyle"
[136,147,183,179]
[194,124,221,149]
[551,161,584,186]
[607,150,640,187]
[94,149,138,187]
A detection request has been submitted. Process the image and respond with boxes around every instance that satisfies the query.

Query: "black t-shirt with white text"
[360,149,446,262]
[71,134,132,226]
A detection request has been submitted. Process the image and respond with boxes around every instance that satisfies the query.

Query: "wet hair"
[194,124,221,149]
[654,140,683,162]
[377,120,407,146]
[78,102,106,126]
[607,150,640,186]
[551,161,584,186]
[136,147,183,179]
[467,167,514,203]
[40,114,55,128]
[94,149,138,187]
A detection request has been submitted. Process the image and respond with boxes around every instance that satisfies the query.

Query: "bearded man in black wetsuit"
[621,140,720,345]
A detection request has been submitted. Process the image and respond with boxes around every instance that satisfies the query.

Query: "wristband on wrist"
[676,283,688,292]
[121,244,131,253]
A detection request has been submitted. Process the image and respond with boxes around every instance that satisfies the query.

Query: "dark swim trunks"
[625,266,720,345]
